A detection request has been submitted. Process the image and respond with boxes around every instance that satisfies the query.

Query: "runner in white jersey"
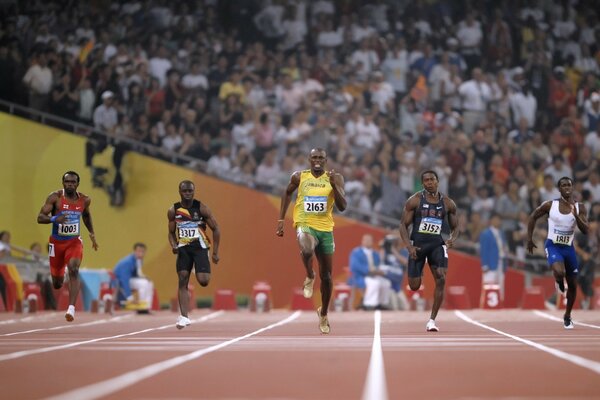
[527,177,589,329]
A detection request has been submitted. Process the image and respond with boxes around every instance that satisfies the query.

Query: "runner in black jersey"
[168,180,220,329]
[398,170,459,332]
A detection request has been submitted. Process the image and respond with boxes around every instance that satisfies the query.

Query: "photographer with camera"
[379,234,410,311]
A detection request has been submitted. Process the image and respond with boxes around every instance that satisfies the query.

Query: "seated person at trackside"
[113,242,153,309]
[379,234,410,310]
[348,233,392,310]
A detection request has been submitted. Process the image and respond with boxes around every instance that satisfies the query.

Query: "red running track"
[0,309,599,400]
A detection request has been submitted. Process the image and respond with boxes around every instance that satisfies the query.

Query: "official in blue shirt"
[113,243,153,308]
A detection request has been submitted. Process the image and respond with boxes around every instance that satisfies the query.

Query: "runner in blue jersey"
[527,177,589,329]
[398,170,459,332]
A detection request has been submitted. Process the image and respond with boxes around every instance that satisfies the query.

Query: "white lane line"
[455,311,600,374]
[45,311,302,400]
[0,311,224,362]
[362,310,388,400]
[0,312,60,325]
[0,315,133,336]
[533,310,600,329]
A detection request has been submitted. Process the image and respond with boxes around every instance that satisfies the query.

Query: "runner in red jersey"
[37,171,98,321]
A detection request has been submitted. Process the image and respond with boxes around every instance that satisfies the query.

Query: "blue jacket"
[113,253,139,300]
[380,247,408,292]
[348,247,381,290]
[479,227,506,272]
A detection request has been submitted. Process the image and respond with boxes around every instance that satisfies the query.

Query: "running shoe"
[317,306,330,334]
[426,319,439,332]
[176,315,191,330]
[303,275,315,298]
[65,305,75,322]
[563,315,574,330]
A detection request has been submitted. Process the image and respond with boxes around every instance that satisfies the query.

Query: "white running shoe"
[303,276,315,298]
[426,319,439,332]
[563,315,574,330]
[65,305,75,322]
[176,315,191,330]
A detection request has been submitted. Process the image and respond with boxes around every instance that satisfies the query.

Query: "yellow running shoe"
[303,276,315,298]
[317,306,330,334]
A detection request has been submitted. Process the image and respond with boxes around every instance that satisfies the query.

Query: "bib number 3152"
[418,217,442,235]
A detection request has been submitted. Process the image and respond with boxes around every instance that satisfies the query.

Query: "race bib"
[58,222,80,236]
[178,226,200,240]
[418,217,442,235]
[551,228,574,246]
[304,196,327,214]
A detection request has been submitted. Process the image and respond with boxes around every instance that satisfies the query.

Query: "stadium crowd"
[0,0,599,268]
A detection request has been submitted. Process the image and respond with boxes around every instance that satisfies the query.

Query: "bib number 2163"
[304,196,327,214]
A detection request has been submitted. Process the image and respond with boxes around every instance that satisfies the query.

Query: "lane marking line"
[0,312,60,325]
[0,311,224,362]
[0,315,133,337]
[362,310,388,400]
[44,311,301,400]
[455,311,600,374]
[533,310,600,330]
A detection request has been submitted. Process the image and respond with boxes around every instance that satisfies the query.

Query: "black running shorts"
[407,242,448,278]
[176,243,211,274]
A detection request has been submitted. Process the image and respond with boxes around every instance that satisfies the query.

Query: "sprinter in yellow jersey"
[276,148,347,334]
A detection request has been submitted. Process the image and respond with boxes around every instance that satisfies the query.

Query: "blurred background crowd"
[0,0,599,268]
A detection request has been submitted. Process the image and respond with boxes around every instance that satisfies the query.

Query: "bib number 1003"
[58,223,79,236]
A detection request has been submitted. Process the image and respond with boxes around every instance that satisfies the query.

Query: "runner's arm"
[201,203,220,264]
[445,197,459,248]
[82,197,98,250]
[37,192,59,224]
[276,172,300,236]
[167,207,178,254]
[574,203,589,234]
[526,201,551,253]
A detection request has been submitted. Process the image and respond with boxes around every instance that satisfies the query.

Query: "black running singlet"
[410,191,446,246]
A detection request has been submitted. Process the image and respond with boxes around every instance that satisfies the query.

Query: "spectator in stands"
[28,242,44,262]
[459,69,492,134]
[206,144,232,179]
[349,233,390,310]
[113,242,154,310]
[456,12,483,73]
[479,213,508,297]
[50,71,79,119]
[93,90,118,133]
[182,60,208,95]
[544,155,573,184]
[583,171,600,203]
[149,45,172,87]
[77,77,95,124]
[22,51,53,112]
[585,122,600,158]
[255,148,281,190]
[573,147,597,184]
